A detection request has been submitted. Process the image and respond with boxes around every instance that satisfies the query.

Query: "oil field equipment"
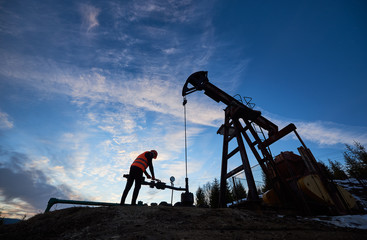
[122,174,193,206]
[182,71,359,215]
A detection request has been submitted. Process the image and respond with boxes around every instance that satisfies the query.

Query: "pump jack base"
[180,191,194,207]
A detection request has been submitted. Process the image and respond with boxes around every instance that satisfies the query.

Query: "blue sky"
[0,0,366,218]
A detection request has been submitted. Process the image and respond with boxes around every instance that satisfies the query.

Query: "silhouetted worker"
[120,150,158,205]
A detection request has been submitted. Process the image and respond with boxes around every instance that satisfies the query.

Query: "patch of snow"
[310,215,367,229]
[227,198,247,207]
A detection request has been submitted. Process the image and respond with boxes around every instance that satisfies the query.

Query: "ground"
[1,205,366,240]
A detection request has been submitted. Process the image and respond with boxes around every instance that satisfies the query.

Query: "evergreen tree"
[209,178,220,208]
[328,159,348,180]
[344,142,367,180]
[318,161,334,180]
[195,186,207,207]
[261,171,272,193]
[203,181,212,205]
[232,178,247,201]
[225,180,234,204]
[195,177,248,208]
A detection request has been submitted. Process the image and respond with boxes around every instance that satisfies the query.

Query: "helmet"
[151,150,158,159]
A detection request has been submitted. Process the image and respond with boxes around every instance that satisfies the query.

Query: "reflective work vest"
[131,151,149,171]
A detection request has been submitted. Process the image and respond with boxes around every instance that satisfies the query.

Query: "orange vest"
[131,151,149,171]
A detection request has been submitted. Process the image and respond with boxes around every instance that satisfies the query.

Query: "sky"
[0,0,366,219]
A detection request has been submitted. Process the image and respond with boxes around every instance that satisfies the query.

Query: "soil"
[1,206,366,240]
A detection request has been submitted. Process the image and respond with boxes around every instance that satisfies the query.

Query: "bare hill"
[1,205,366,240]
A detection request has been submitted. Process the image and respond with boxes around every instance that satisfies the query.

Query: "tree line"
[320,142,367,182]
[195,178,248,208]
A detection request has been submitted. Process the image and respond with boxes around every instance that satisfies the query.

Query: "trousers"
[120,165,143,205]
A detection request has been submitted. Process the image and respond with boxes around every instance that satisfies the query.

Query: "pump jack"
[183,71,359,215]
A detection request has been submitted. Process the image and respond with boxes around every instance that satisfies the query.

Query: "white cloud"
[0,111,13,129]
[124,0,196,23]
[163,48,176,54]
[79,4,101,32]
[266,113,367,146]
[160,159,203,180]
[113,135,138,145]
[296,121,367,146]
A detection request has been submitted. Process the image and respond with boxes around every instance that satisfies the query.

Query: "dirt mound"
[1,206,366,240]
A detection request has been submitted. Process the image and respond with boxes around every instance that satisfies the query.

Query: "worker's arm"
[149,163,156,180]
[144,152,156,180]
[144,171,151,179]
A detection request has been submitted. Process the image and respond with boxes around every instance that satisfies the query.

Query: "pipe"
[45,198,119,213]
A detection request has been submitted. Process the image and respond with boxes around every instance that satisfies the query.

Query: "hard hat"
[151,150,158,159]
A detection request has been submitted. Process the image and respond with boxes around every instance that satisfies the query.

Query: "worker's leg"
[131,167,143,205]
[120,168,135,205]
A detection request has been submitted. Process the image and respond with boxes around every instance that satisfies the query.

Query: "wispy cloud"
[163,48,177,54]
[79,4,101,32]
[296,121,367,146]
[267,112,367,146]
[0,111,13,129]
[116,0,197,23]
[2,48,365,149]
[0,49,223,127]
